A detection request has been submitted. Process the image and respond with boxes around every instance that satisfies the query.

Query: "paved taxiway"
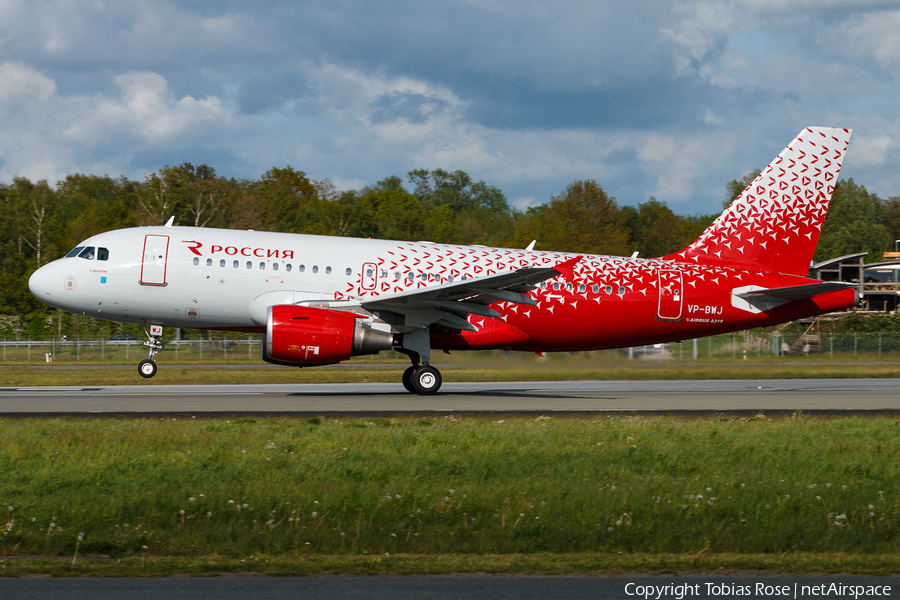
[1,378,898,415]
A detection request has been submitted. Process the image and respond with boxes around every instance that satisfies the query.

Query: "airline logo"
[182,240,295,259]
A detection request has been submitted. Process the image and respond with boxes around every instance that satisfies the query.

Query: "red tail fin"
[668,127,852,276]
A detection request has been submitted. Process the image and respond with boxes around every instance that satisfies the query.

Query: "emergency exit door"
[141,234,169,286]
[657,269,683,320]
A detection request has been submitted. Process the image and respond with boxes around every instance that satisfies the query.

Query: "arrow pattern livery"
[29,127,858,393]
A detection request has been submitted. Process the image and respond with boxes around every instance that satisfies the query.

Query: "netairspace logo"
[624,581,893,599]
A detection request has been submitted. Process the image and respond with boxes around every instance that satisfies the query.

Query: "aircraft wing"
[359,256,581,331]
[735,281,857,312]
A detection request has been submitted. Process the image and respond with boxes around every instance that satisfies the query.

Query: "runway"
[0,378,898,416]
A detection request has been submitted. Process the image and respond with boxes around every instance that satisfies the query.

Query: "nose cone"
[29,263,55,305]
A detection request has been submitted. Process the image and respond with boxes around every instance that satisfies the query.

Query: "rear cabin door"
[657,269,683,320]
[141,234,169,286]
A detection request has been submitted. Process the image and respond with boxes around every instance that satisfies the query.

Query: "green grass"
[2,415,900,574]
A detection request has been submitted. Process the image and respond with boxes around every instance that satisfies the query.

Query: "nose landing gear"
[138,325,163,379]
[138,358,157,378]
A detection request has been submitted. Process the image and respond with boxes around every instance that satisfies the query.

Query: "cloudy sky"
[1,0,899,214]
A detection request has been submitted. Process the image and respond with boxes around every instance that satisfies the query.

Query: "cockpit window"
[97,247,109,261]
[77,247,95,260]
[65,246,85,258]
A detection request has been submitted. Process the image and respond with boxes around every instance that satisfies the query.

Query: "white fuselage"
[29,226,578,331]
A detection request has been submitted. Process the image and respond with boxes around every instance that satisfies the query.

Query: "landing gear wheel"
[138,359,157,379]
[411,365,441,395]
[402,366,417,393]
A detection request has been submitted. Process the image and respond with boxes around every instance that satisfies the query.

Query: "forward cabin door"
[657,269,683,320]
[140,234,169,286]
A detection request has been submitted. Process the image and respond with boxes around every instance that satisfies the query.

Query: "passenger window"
[233,260,239,268]
[579,283,586,292]
[605,285,612,294]
[259,262,265,270]
[421,273,427,281]
[407,273,414,281]
[346,268,352,276]
[272,263,279,271]
[326,266,332,274]
[193,257,200,266]
[78,246,95,260]
[449,275,454,283]
[312,266,318,274]
[219,259,226,267]
[207,258,212,267]
[394,271,400,280]
[381,270,388,279]
[366,269,373,278]
[592,284,599,293]
[553,282,560,291]
[286,264,292,272]
[618,286,626,295]
[97,247,109,261]
[566,283,573,291]
[66,246,85,258]
[299,265,305,273]
[246,261,252,269]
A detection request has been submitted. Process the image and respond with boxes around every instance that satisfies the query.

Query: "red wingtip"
[553,255,582,281]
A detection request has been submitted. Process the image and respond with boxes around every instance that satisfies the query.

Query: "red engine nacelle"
[262,304,393,366]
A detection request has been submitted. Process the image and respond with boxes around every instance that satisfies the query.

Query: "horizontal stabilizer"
[734,282,857,313]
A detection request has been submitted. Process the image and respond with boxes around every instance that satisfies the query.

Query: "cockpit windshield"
[64,246,109,261]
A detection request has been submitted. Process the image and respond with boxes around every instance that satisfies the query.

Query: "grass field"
[2,414,899,575]
[2,352,900,387]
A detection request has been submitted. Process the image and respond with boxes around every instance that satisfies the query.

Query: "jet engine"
[262,304,393,366]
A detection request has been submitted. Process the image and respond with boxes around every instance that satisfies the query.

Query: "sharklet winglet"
[552,255,582,281]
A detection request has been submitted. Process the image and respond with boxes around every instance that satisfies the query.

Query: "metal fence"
[624,331,900,360]
[0,337,263,363]
[1,331,900,363]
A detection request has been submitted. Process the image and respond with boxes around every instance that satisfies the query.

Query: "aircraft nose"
[29,263,55,303]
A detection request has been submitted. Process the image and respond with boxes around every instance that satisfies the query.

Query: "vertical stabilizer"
[668,127,852,276]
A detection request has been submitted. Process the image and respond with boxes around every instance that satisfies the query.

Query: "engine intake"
[262,304,393,366]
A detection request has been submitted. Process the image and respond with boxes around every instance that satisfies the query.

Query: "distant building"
[811,252,900,312]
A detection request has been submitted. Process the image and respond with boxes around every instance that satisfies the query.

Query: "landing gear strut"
[139,325,163,379]
[397,348,442,395]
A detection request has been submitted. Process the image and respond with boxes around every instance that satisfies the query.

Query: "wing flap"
[360,257,580,330]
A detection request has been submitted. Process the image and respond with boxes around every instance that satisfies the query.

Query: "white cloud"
[0,63,233,184]
[64,72,231,145]
[844,9,900,71]
[0,62,56,103]
[637,133,734,201]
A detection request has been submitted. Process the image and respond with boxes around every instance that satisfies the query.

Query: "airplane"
[28,127,858,394]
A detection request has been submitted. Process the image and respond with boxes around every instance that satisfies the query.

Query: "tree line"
[2,163,898,338]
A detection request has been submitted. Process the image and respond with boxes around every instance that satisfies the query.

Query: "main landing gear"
[138,325,163,379]
[399,351,442,395]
